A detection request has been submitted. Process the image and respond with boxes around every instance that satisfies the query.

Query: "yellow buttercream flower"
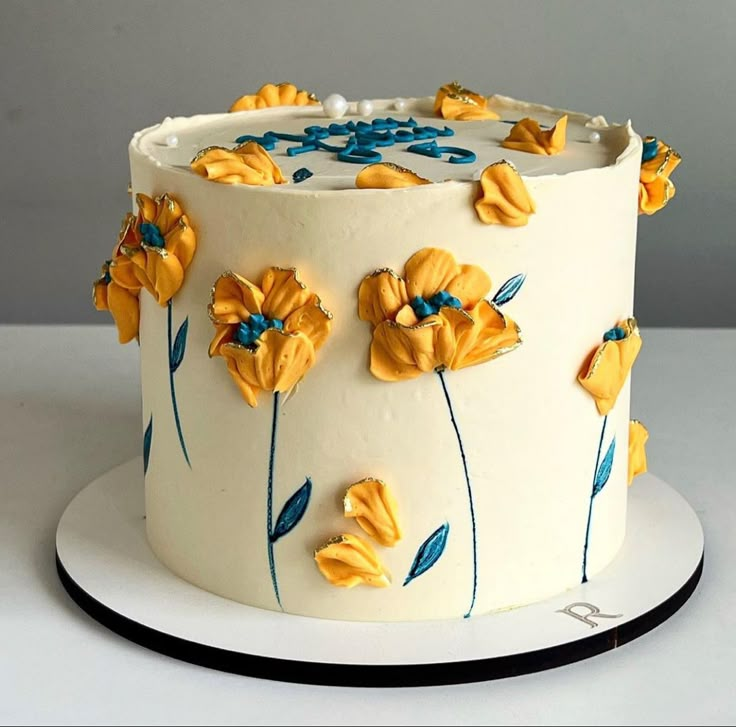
[358,247,521,382]
[578,319,642,416]
[344,478,402,547]
[639,136,681,215]
[116,194,197,307]
[314,534,390,588]
[502,115,568,155]
[208,268,332,407]
[628,420,649,485]
[356,163,431,189]
[229,82,319,113]
[475,160,536,226]
[92,249,141,344]
[434,81,499,121]
[190,142,286,186]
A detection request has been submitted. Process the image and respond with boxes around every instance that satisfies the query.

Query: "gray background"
[1,0,733,326]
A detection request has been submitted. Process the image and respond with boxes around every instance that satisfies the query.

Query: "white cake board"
[55,458,703,687]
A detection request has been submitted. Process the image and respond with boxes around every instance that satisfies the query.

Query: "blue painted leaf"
[492,273,526,306]
[170,317,188,373]
[593,438,616,496]
[403,522,450,587]
[271,478,312,543]
[143,415,153,475]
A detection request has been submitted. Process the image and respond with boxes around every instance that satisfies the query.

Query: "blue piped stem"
[437,369,477,619]
[266,391,283,610]
[582,414,608,583]
[167,300,190,468]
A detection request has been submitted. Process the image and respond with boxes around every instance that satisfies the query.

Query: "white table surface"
[1,325,734,726]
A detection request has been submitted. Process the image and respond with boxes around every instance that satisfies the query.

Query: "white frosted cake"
[93,82,678,621]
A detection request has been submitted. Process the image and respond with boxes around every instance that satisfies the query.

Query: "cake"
[93,82,678,622]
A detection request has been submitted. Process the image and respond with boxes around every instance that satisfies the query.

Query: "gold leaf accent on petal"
[434,81,499,121]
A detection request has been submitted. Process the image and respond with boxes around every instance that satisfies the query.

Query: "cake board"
[55,458,703,687]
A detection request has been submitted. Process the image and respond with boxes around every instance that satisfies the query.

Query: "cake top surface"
[131,95,638,192]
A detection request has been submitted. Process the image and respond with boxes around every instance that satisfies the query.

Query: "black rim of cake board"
[55,550,703,688]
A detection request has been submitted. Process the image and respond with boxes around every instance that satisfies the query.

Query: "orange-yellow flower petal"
[106,280,141,344]
[135,193,158,226]
[355,163,432,189]
[639,137,681,215]
[502,115,568,155]
[93,261,140,345]
[223,353,261,407]
[434,81,499,121]
[358,270,409,327]
[578,319,642,416]
[93,277,109,311]
[220,330,316,405]
[145,193,182,234]
[208,323,235,358]
[439,96,500,121]
[404,248,462,301]
[344,478,402,547]
[628,420,649,485]
[123,193,197,306]
[475,161,536,226]
[283,299,333,351]
[190,142,285,186]
[260,267,312,320]
[394,303,420,327]
[432,307,473,368]
[369,318,444,381]
[229,82,319,112]
[208,271,265,324]
[132,246,185,307]
[108,253,141,292]
[162,218,196,271]
[434,82,488,114]
[446,301,522,370]
[116,213,140,254]
[445,264,493,309]
[314,534,390,588]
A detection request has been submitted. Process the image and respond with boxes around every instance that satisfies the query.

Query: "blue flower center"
[234,314,284,346]
[410,290,463,319]
[139,222,165,248]
[641,136,658,162]
[103,259,112,284]
[603,326,626,342]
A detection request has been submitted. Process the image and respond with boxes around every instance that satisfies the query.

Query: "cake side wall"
[133,152,641,621]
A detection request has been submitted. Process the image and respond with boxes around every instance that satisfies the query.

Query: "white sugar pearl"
[394,97,408,113]
[357,99,374,117]
[588,131,601,144]
[323,93,348,119]
[165,134,179,147]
